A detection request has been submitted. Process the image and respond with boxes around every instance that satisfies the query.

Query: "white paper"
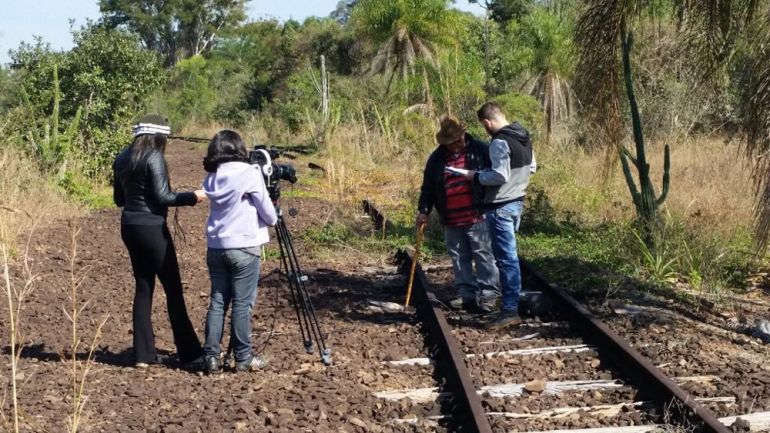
[444,166,469,176]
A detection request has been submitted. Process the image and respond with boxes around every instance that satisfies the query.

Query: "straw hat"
[435,115,466,145]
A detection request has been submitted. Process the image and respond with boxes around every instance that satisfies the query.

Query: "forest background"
[1,0,769,298]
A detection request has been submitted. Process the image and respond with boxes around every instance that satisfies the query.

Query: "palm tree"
[574,0,770,247]
[351,0,457,97]
[741,17,770,249]
[510,7,576,144]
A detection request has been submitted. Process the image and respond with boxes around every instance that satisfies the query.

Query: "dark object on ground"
[485,312,523,330]
[752,318,770,342]
[308,162,326,172]
[519,291,552,318]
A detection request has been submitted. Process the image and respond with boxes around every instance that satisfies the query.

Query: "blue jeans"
[444,221,500,304]
[204,248,261,363]
[485,200,524,314]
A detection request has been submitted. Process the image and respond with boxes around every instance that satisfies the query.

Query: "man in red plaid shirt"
[416,116,500,313]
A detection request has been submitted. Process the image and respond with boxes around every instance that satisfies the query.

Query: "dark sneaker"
[473,302,494,314]
[449,297,490,313]
[204,356,221,374]
[181,355,206,371]
[448,297,466,310]
[464,300,494,314]
[485,312,523,330]
[235,354,268,372]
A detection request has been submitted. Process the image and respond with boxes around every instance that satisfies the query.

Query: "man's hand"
[462,170,476,181]
[415,213,428,228]
[194,190,207,204]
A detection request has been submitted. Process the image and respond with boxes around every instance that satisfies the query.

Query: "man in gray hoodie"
[463,102,534,329]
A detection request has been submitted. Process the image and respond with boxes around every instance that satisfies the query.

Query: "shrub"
[490,92,544,136]
[167,55,216,127]
[11,23,166,178]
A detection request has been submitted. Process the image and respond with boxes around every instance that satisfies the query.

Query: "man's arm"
[465,139,510,186]
[417,158,436,215]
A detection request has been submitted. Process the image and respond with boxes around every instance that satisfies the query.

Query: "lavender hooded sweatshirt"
[203,162,278,249]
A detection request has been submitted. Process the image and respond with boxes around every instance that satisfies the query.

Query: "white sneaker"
[235,354,268,372]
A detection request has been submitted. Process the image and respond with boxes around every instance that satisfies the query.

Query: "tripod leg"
[275,218,315,354]
[277,216,332,365]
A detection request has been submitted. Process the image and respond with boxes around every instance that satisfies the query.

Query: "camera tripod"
[273,206,332,365]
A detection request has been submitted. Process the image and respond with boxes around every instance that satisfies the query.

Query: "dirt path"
[2,141,769,433]
[0,142,439,433]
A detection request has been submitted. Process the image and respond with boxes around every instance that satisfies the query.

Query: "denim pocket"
[238,246,261,257]
[226,248,260,268]
[495,202,523,219]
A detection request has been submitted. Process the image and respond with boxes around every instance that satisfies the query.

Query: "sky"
[0,0,485,66]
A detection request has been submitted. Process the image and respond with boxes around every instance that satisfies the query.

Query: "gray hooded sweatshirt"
[476,122,534,205]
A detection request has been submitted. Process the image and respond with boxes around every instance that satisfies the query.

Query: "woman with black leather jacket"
[113,114,205,369]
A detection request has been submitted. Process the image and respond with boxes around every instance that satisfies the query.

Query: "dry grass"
[536,134,754,237]
[0,146,82,247]
[303,116,754,241]
[177,116,302,147]
[176,121,228,142]
[312,115,437,222]
[63,225,109,433]
[0,223,41,433]
[202,112,755,268]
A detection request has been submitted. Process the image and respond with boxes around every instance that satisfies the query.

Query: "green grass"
[519,222,637,297]
[518,206,759,304]
[301,218,445,261]
[280,187,323,200]
[58,172,113,209]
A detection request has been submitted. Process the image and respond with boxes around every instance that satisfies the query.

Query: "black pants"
[121,224,203,364]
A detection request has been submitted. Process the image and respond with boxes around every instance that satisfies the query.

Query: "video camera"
[248,145,297,201]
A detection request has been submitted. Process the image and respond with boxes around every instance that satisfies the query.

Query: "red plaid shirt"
[443,149,481,227]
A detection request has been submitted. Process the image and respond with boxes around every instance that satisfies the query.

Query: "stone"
[524,379,546,393]
[349,417,368,429]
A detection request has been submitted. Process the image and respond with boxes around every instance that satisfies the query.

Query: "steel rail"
[396,250,494,433]
[519,258,732,433]
[360,200,491,432]
[361,199,729,433]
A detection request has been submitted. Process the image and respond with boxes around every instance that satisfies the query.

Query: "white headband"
[132,123,171,137]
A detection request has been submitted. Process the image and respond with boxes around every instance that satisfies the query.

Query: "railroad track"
[362,200,770,433]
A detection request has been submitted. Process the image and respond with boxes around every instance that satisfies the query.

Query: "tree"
[99,0,248,65]
[508,8,575,144]
[169,55,216,124]
[99,0,178,65]
[573,0,770,247]
[330,0,359,24]
[177,0,248,57]
[470,0,532,25]
[11,23,165,176]
[351,0,458,96]
[210,20,294,112]
[0,67,15,115]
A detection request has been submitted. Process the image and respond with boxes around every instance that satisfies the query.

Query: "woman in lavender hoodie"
[201,130,277,373]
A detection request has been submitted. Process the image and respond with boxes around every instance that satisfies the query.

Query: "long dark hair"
[130,134,168,168]
[203,129,248,173]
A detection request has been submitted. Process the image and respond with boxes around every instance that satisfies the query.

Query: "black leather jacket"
[113,146,196,224]
[417,133,490,224]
